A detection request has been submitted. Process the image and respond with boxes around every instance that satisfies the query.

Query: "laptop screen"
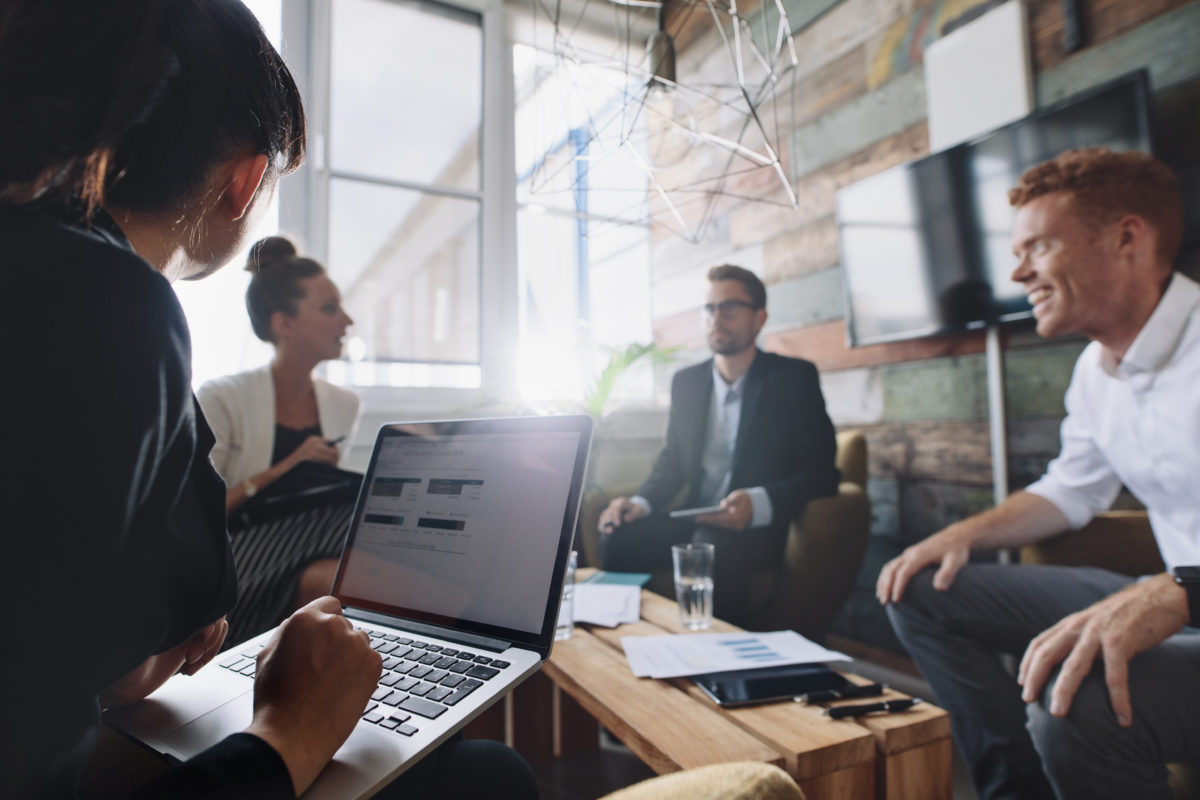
[332,416,592,645]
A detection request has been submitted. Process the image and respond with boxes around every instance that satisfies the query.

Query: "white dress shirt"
[633,361,773,527]
[1024,272,1200,571]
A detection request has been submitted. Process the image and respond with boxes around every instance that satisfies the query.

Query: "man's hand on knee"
[876,529,970,605]
[1018,573,1188,727]
[879,492,1072,606]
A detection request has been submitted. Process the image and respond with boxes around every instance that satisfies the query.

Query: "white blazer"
[197,364,361,488]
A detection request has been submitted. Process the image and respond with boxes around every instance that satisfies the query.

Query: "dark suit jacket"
[637,350,840,532]
[1,203,291,799]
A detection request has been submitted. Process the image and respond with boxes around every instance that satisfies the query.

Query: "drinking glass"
[672,543,715,630]
[555,550,578,641]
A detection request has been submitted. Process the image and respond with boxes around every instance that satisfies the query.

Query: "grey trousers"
[886,564,1200,800]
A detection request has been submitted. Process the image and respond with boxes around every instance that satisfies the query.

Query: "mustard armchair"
[1018,509,1162,576]
[599,761,804,800]
[754,430,870,638]
[577,431,871,639]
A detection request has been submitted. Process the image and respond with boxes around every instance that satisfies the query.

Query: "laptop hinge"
[345,607,513,653]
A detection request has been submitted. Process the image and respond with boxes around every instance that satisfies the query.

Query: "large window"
[177,0,656,408]
[174,0,281,389]
[323,0,484,390]
[178,0,508,396]
[513,39,654,407]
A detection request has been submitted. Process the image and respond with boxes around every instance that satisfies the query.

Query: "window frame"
[278,0,517,409]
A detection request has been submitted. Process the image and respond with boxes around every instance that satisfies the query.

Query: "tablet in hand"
[668,505,724,519]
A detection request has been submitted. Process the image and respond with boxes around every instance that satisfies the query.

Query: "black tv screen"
[836,70,1153,347]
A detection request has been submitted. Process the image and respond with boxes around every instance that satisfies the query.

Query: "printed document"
[573,584,641,627]
[621,630,850,678]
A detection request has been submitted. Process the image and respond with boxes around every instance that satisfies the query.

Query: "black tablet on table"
[691,663,851,708]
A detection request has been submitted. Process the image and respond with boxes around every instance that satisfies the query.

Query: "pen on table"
[823,698,922,719]
[795,682,885,705]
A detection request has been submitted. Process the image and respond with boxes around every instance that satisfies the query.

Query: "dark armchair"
[576,431,870,639]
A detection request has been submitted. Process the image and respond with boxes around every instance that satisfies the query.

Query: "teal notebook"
[582,570,652,587]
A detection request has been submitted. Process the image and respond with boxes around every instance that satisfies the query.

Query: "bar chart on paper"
[620,631,851,679]
[720,637,784,663]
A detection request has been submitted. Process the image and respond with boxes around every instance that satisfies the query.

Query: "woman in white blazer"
[198,237,361,642]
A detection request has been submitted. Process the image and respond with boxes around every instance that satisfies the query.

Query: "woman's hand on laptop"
[245,596,383,796]
[181,615,230,675]
[100,617,229,709]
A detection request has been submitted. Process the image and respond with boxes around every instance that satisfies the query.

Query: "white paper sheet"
[620,630,850,678]
[573,584,641,627]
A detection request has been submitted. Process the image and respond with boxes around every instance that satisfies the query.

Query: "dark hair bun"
[245,236,298,273]
[243,237,327,343]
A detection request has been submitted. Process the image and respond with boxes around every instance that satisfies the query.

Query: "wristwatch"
[1172,566,1200,625]
[242,479,259,498]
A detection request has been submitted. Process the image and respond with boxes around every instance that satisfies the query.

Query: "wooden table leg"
[876,737,952,800]
[556,683,599,757]
[504,671,556,764]
[462,697,507,743]
[798,760,875,800]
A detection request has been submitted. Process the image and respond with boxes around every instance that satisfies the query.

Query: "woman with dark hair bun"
[198,236,358,644]
[0,2,536,798]
[210,235,358,505]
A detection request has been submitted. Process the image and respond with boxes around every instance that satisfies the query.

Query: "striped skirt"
[226,502,355,645]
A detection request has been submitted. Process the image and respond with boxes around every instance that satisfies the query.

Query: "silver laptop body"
[106,415,593,799]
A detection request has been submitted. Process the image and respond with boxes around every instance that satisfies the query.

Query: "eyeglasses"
[703,300,758,317]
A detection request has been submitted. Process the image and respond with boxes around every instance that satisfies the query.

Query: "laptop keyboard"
[217,626,511,739]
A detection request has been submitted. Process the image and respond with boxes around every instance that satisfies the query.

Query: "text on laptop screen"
[336,427,582,635]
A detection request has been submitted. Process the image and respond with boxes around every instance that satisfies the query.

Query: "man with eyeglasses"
[597,264,840,627]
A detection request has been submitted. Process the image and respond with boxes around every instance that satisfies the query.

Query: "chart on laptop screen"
[338,429,581,634]
[360,469,484,554]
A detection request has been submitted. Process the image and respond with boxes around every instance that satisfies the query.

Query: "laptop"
[106,415,593,799]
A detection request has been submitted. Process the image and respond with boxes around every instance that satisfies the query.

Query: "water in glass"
[675,576,714,630]
[672,542,715,630]
[555,550,577,640]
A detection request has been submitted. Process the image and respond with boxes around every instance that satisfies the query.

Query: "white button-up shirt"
[1025,272,1200,571]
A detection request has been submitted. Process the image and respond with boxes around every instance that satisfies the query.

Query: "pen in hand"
[326,435,345,446]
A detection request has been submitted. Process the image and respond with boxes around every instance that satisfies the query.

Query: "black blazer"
[1,203,290,798]
[637,350,840,531]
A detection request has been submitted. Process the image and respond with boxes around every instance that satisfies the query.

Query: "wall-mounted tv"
[835,70,1153,347]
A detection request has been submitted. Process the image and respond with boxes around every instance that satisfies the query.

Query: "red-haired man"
[879,148,1198,799]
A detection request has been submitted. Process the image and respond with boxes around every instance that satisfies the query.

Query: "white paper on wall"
[924,0,1034,152]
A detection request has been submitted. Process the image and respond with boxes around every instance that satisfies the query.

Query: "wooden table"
[477,580,952,799]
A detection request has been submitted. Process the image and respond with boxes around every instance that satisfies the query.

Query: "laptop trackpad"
[160,694,254,758]
[105,667,251,746]
[303,724,422,800]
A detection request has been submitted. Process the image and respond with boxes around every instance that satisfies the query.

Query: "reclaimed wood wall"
[650,0,1200,649]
